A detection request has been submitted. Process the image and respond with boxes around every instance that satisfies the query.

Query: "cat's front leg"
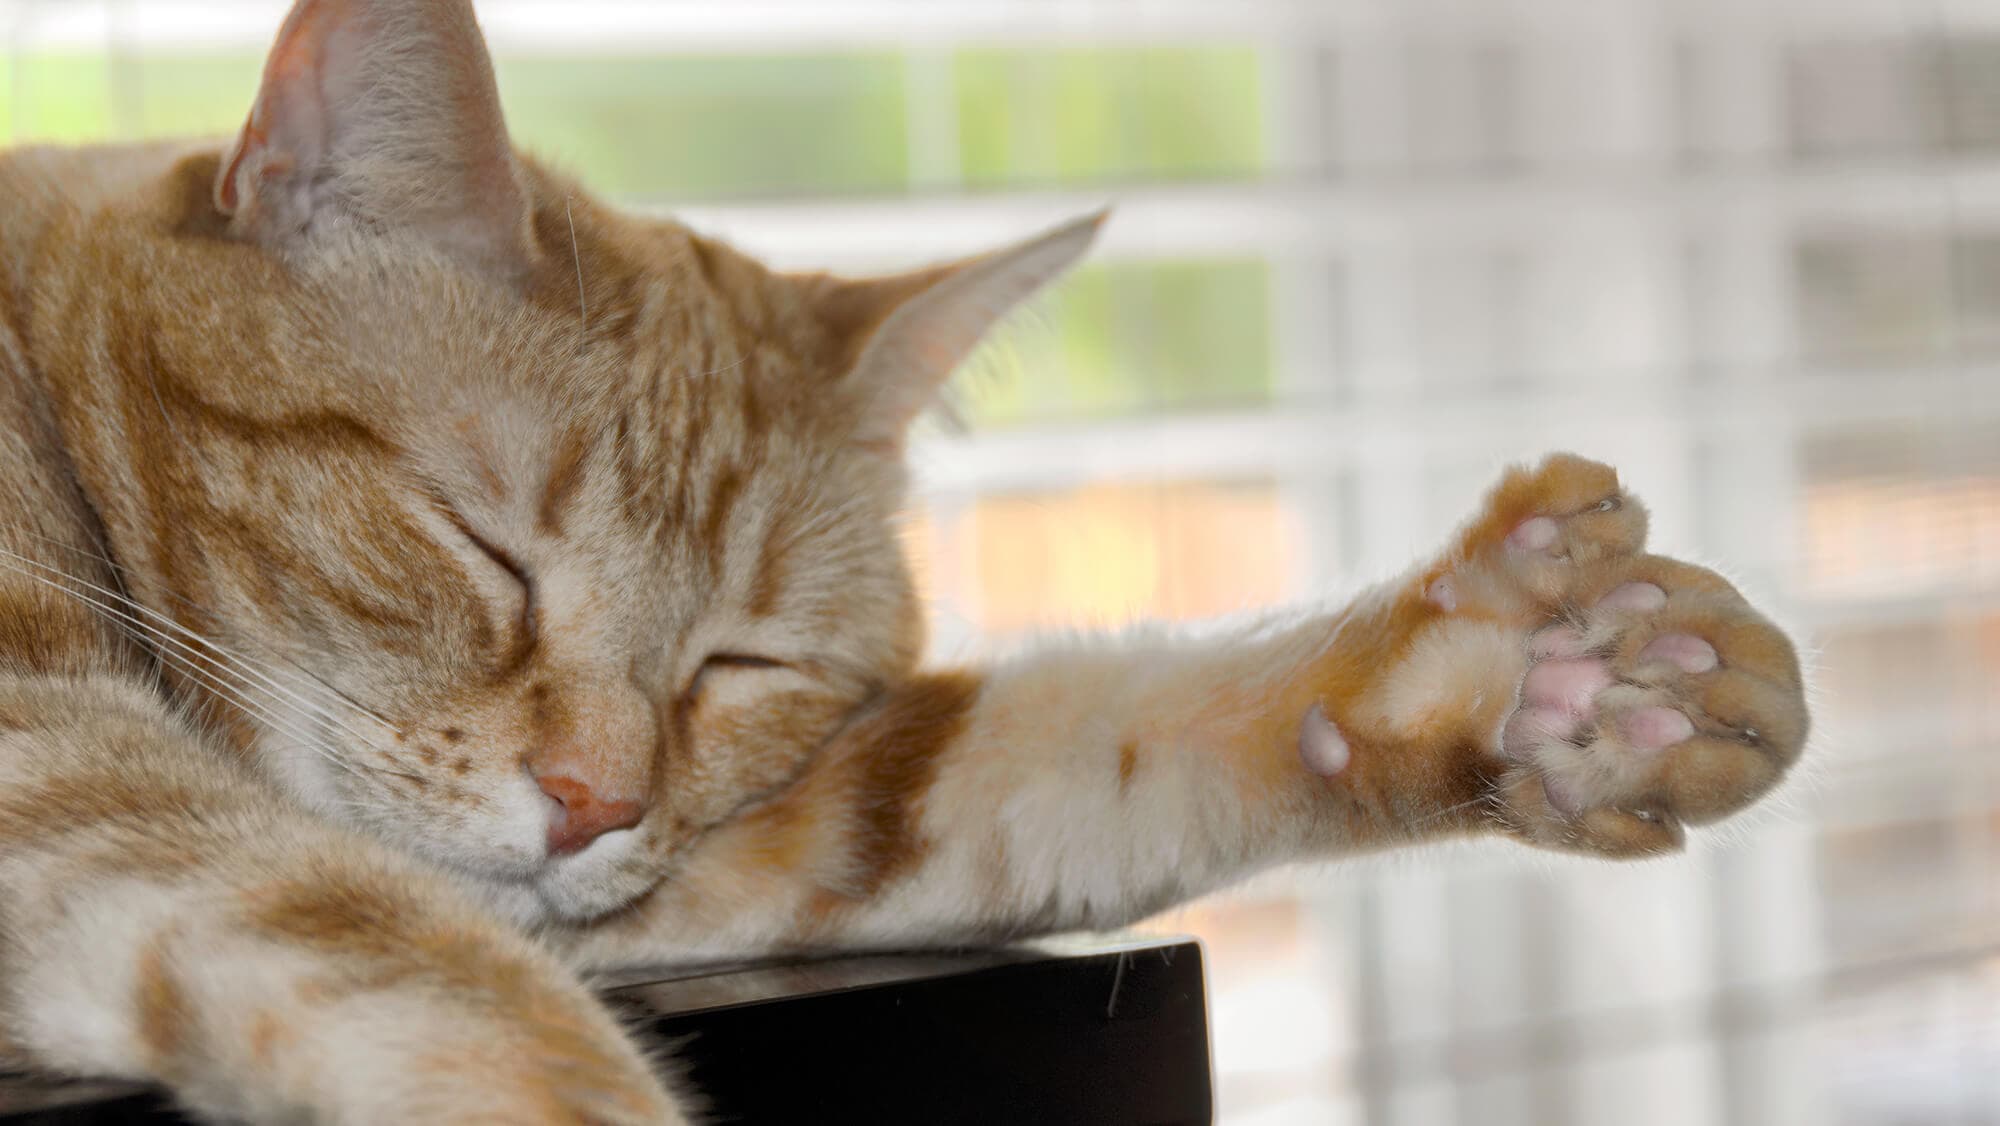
[567,453,1808,968]
[1313,452,1810,856]
[0,675,687,1125]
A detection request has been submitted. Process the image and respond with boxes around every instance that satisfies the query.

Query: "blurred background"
[6,0,1996,1121]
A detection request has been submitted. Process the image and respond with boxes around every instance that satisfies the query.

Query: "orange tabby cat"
[0,0,1809,1121]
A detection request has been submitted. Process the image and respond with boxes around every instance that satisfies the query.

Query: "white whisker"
[0,555,365,777]
[2,524,404,735]
[0,545,396,751]
[566,195,588,346]
[146,641,364,783]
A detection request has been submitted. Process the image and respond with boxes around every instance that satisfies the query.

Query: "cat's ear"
[813,211,1106,449]
[215,0,534,277]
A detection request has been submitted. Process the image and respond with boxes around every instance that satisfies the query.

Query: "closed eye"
[705,653,784,671]
[462,527,532,594]
[433,497,537,659]
[687,653,786,699]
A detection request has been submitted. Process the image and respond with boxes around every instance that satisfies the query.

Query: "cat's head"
[79,0,1097,923]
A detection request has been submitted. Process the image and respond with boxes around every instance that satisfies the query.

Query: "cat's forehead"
[307,237,802,457]
[382,305,871,570]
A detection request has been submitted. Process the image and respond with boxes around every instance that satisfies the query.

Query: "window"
[1788,38,2000,161]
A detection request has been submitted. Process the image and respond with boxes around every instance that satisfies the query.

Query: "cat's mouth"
[267,728,665,922]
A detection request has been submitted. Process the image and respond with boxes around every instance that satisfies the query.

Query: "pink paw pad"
[1637,633,1717,673]
[1542,774,1585,816]
[1508,516,1560,552]
[1425,576,1458,612]
[1522,658,1612,716]
[1298,704,1350,777]
[1621,706,1694,750]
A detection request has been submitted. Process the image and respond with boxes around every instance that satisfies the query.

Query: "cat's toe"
[1451,453,1652,607]
[1495,765,1688,856]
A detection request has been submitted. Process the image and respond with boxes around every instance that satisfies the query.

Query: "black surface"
[0,936,1213,1124]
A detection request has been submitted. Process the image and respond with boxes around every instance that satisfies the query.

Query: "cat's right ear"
[806,211,1106,452]
[215,0,535,278]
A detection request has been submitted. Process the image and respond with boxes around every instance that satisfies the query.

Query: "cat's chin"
[451,856,658,928]
[472,878,555,930]
[523,827,661,922]
[529,875,653,924]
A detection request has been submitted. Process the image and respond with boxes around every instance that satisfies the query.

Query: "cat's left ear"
[809,211,1106,449]
[215,0,534,278]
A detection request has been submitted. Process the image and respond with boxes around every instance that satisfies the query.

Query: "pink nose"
[535,774,644,856]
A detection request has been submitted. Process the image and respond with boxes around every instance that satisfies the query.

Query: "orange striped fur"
[0,1,1810,1120]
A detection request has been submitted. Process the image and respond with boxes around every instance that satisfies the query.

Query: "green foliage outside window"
[0,46,1272,425]
[965,259,1272,425]
[954,47,1265,186]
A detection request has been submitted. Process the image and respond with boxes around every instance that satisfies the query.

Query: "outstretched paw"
[1397,453,1808,857]
[1301,454,1807,856]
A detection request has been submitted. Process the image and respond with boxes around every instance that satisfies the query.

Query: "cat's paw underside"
[1413,454,1807,856]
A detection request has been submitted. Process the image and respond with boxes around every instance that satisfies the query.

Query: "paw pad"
[1522,658,1612,716]
[1493,555,1807,856]
[1636,633,1717,673]
[1425,576,1459,612]
[1507,516,1560,552]
[1621,706,1695,750]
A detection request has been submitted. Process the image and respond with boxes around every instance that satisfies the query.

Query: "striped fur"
[0,1,1810,1121]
